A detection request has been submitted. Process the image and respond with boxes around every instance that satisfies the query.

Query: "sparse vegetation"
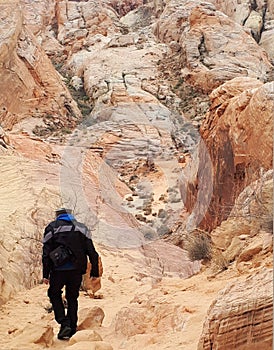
[62,128,72,134]
[173,77,184,90]
[185,230,212,262]
[73,94,93,117]
[52,61,64,72]
[52,59,94,119]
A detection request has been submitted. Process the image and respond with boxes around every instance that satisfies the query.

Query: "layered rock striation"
[198,268,273,350]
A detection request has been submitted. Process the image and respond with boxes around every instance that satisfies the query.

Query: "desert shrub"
[185,231,212,262]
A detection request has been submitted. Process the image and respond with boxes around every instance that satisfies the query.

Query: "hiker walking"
[42,208,99,340]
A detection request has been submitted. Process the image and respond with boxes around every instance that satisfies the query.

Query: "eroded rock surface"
[0,0,80,133]
[198,268,273,350]
[181,78,273,231]
[154,1,273,92]
[213,0,274,60]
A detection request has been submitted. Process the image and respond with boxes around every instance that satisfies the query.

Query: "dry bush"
[185,230,212,262]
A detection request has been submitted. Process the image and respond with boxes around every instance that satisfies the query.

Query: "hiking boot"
[57,325,72,340]
[70,328,77,337]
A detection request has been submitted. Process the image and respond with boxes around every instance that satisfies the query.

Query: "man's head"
[55,208,73,217]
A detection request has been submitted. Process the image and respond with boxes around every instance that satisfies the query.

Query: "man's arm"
[86,238,99,278]
[42,224,54,280]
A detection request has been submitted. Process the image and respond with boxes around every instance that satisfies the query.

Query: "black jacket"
[42,219,99,279]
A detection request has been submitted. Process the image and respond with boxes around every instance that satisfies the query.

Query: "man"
[42,208,99,340]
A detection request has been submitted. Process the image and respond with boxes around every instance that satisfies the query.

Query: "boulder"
[198,268,273,350]
[244,10,263,42]
[69,329,102,345]
[78,306,105,330]
[114,302,186,337]
[10,323,54,348]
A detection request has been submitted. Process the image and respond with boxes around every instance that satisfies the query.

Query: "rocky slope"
[0,245,271,350]
[0,0,272,349]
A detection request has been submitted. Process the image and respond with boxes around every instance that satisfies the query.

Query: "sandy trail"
[0,245,242,350]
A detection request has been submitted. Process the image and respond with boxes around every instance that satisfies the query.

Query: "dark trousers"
[48,270,82,330]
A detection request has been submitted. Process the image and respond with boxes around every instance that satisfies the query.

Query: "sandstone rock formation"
[0,0,81,133]
[213,0,274,60]
[213,0,267,24]
[181,78,273,231]
[0,1,272,349]
[211,170,273,250]
[260,1,274,62]
[198,268,273,350]
[0,130,200,304]
[154,1,273,93]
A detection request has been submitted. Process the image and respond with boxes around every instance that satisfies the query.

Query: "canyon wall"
[181,78,273,230]
[153,0,273,230]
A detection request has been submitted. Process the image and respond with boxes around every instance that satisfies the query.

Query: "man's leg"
[48,271,69,326]
[65,271,82,335]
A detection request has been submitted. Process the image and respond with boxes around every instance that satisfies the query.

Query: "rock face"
[198,268,273,350]
[0,0,81,133]
[260,1,274,63]
[105,0,144,17]
[154,1,273,93]
[181,78,273,230]
[211,170,273,250]
[213,0,274,59]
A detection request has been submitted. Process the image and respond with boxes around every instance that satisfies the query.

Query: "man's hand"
[90,277,100,280]
[43,278,49,284]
